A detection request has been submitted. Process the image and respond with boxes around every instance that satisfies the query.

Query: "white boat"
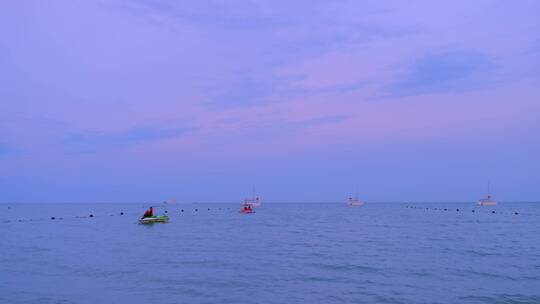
[347,197,365,206]
[347,186,365,206]
[478,182,497,206]
[239,194,259,214]
[243,196,261,207]
[243,187,261,207]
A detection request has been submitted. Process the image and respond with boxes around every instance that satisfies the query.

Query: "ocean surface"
[2,202,540,304]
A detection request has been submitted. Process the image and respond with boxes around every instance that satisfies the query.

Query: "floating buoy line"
[1,206,236,224]
[404,205,537,217]
[3,205,536,223]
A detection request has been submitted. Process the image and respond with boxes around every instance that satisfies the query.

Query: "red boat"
[239,202,255,214]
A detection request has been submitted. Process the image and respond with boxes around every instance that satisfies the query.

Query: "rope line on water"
[5,205,537,223]
[404,205,538,217]
[2,206,235,223]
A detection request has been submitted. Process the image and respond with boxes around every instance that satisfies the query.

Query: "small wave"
[462,269,519,281]
[459,294,540,304]
[305,262,382,274]
[462,249,502,257]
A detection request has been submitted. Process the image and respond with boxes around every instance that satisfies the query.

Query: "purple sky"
[1,0,539,203]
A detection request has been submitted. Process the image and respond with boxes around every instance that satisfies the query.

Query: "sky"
[0,0,539,203]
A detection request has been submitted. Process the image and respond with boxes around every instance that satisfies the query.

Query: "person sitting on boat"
[142,207,153,218]
[243,204,252,212]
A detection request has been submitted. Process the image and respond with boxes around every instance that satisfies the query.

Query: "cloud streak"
[382,50,497,98]
[63,125,194,153]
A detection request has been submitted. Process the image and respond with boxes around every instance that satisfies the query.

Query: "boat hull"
[478,201,497,206]
[239,209,255,214]
[347,199,365,206]
[139,216,169,224]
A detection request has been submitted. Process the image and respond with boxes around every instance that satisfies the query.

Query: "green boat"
[139,215,169,224]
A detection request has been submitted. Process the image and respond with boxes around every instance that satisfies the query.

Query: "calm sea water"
[2,202,540,304]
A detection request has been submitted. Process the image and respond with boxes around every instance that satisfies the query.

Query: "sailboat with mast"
[239,187,261,213]
[244,186,261,207]
[478,182,497,206]
[347,186,365,206]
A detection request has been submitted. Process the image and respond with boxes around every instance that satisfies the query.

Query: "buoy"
[195,209,198,212]
[456,209,460,212]
[120,212,124,215]
[51,217,55,220]
[514,212,518,215]
[89,214,94,218]
[472,210,475,213]
[208,208,210,211]
[164,210,168,213]
[181,209,184,212]
[492,211,495,214]
[444,208,447,211]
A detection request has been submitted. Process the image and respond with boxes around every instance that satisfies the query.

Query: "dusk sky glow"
[1,0,539,202]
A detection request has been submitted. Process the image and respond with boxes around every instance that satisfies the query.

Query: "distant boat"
[240,191,260,213]
[243,196,261,207]
[239,203,255,214]
[244,186,261,207]
[347,196,365,206]
[478,182,497,206]
[347,186,365,206]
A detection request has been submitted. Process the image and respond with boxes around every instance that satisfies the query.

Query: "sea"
[1,202,539,304]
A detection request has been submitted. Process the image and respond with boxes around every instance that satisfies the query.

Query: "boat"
[347,196,365,206]
[139,205,170,224]
[243,196,261,207]
[239,202,256,214]
[478,182,497,206]
[239,188,260,213]
[347,186,365,206]
[139,215,169,224]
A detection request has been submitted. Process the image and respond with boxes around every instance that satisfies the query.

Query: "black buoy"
[456,209,460,212]
[208,208,210,211]
[514,212,519,215]
[89,214,94,218]
[444,208,447,211]
[195,209,198,212]
[164,210,168,213]
[492,211,495,214]
[181,209,184,212]
[120,212,124,215]
[472,210,475,213]
[51,216,55,220]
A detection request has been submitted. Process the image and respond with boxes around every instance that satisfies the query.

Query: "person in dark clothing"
[242,204,252,212]
[143,207,154,218]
